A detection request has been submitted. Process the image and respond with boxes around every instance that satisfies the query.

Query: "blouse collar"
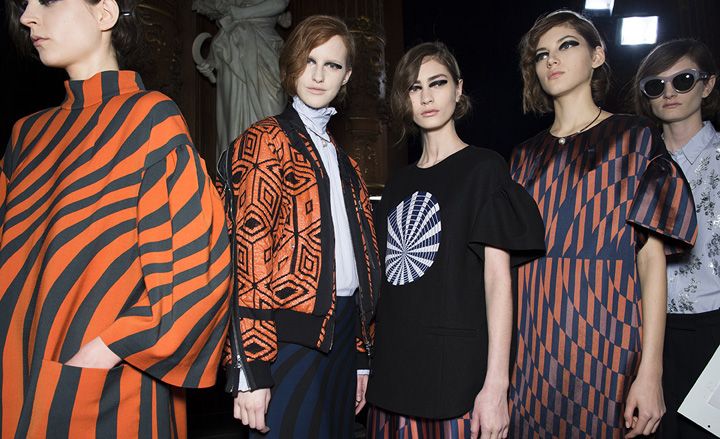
[671,121,717,165]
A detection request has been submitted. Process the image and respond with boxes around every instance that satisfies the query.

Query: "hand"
[195,62,217,83]
[277,10,292,28]
[624,372,665,438]
[65,337,122,369]
[355,374,368,415]
[470,384,509,439]
[234,388,271,433]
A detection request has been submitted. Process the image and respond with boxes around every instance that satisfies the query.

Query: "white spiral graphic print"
[385,191,442,285]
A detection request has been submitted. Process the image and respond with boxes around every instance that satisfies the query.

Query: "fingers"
[355,375,368,415]
[247,406,258,430]
[623,399,637,431]
[234,392,270,433]
[625,414,648,438]
[642,412,663,437]
[470,412,480,439]
[479,423,492,439]
[232,399,241,420]
[355,399,366,415]
[642,417,659,437]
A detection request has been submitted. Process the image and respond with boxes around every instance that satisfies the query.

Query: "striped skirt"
[367,406,472,439]
[250,296,356,439]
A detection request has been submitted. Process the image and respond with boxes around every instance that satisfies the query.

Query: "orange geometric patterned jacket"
[218,106,380,390]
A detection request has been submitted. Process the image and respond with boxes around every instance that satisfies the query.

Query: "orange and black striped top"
[0,71,230,438]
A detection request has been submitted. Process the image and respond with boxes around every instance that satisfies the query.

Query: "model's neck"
[66,48,120,81]
[417,122,467,167]
[551,88,602,136]
[662,115,705,153]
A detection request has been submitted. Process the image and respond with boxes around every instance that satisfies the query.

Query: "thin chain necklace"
[555,107,602,145]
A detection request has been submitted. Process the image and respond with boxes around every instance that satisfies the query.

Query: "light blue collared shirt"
[667,121,720,313]
[292,96,359,298]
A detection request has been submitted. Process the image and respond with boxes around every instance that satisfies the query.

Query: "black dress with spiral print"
[366,146,545,420]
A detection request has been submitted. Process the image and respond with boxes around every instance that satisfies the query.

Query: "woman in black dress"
[365,42,545,439]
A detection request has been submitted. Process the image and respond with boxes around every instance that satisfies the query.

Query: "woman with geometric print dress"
[509,10,697,439]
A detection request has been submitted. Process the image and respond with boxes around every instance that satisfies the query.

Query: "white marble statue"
[192,0,290,155]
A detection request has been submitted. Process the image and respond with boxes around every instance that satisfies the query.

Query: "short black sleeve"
[469,180,546,266]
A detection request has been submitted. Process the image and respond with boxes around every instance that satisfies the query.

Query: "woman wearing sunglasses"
[509,10,697,438]
[634,38,720,439]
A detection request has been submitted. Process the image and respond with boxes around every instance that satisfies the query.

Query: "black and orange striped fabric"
[508,115,696,438]
[0,71,231,438]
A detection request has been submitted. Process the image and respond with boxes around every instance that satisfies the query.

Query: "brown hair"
[518,9,610,114]
[390,41,471,140]
[633,38,719,125]
[6,0,142,68]
[279,15,355,102]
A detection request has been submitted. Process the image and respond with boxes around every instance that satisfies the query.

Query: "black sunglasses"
[640,69,710,99]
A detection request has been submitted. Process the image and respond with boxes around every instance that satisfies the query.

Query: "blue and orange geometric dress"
[508,115,697,438]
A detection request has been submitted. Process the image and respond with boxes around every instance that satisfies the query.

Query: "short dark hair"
[518,9,610,114]
[633,38,719,125]
[279,15,355,102]
[390,41,471,140]
[6,0,142,68]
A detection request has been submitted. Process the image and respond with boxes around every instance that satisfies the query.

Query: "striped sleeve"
[228,126,284,389]
[0,155,7,240]
[627,126,698,255]
[100,143,231,388]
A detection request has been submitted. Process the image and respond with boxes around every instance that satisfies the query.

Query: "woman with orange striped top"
[1,1,231,438]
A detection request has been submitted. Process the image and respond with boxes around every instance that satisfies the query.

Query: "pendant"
[558,137,566,145]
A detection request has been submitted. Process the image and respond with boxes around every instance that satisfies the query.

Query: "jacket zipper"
[223,147,255,392]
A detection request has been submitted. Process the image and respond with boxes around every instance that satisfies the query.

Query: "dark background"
[401,0,720,161]
[3,1,719,165]
[2,1,719,437]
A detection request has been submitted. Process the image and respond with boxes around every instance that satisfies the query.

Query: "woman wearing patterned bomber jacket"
[218,15,381,439]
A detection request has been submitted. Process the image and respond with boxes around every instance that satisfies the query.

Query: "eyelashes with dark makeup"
[306,58,343,70]
[559,40,580,50]
[534,52,549,63]
[533,40,581,63]
[19,0,58,9]
[408,79,448,92]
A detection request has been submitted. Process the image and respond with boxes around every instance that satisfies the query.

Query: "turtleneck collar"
[61,70,145,110]
[292,96,337,139]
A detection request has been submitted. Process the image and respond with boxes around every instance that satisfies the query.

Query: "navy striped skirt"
[250,296,356,439]
[367,406,472,439]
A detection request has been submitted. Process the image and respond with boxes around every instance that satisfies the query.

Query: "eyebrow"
[411,73,449,86]
[535,35,578,52]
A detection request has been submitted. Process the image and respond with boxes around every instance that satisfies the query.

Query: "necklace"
[556,107,602,145]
